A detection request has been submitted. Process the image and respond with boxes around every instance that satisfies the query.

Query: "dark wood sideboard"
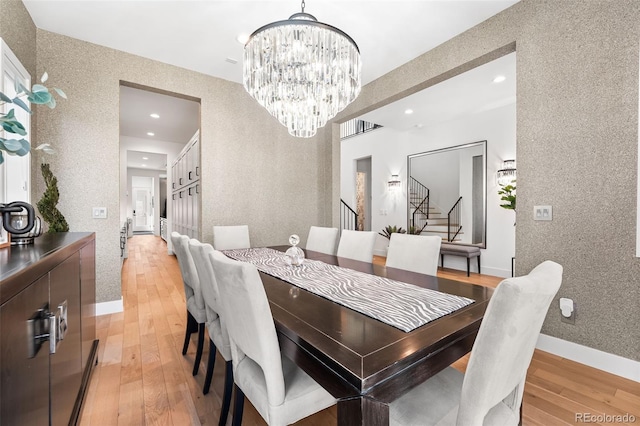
[0,232,98,425]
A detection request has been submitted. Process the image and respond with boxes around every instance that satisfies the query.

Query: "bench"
[440,243,481,277]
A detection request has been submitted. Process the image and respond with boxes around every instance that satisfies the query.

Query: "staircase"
[409,177,463,242]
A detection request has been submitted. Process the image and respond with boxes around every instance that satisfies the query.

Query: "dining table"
[257,246,493,426]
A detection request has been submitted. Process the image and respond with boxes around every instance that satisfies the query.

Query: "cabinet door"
[1,275,50,425]
[50,252,82,426]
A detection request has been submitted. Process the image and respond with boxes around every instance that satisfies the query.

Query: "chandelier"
[243,0,361,138]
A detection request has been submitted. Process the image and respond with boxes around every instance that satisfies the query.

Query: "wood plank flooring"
[79,236,640,425]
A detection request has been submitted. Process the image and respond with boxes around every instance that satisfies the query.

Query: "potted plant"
[498,181,516,224]
[0,72,66,164]
[379,225,407,239]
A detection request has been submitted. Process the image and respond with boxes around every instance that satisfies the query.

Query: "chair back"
[211,253,286,406]
[213,225,251,250]
[170,231,204,311]
[188,239,231,360]
[306,226,339,255]
[336,230,377,263]
[386,233,441,276]
[457,261,563,425]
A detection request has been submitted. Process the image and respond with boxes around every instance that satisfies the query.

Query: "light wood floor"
[80,236,640,425]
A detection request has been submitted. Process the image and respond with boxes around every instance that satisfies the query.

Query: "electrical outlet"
[560,298,576,325]
[92,207,107,219]
[534,205,552,221]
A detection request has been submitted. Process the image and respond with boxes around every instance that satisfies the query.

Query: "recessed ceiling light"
[150,113,160,119]
[493,75,506,83]
[405,109,414,115]
[142,157,149,160]
[141,164,146,167]
[147,132,155,136]
[237,33,250,44]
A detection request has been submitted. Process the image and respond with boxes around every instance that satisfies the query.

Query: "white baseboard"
[96,298,124,316]
[536,334,640,382]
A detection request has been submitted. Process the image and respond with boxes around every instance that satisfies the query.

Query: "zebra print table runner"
[222,247,474,333]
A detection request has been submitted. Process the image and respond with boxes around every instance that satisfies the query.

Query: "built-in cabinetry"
[171,131,200,238]
[160,217,168,241]
[0,233,97,425]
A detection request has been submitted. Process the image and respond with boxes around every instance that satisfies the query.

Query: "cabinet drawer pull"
[179,178,183,185]
[189,171,193,180]
[179,192,183,199]
[188,187,193,196]
[26,304,54,359]
[196,166,199,177]
[196,184,199,194]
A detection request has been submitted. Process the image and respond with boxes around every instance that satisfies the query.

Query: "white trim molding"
[96,298,124,316]
[536,334,640,382]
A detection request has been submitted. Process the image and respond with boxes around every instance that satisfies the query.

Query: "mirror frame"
[407,140,487,249]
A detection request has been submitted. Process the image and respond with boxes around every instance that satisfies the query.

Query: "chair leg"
[182,311,198,355]
[231,384,245,426]
[466,257,470,277]
[193,323,205,376]
[440,254,444,268]
[219,360,234,426]
[203,338,217,395]
[477,255,481,275]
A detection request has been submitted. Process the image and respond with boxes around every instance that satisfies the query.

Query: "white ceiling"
[360,52,516,132]
[23,0,518,86]
[119,86,200,142]
[127,150,167,172]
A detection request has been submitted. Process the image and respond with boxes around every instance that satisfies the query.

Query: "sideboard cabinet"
[0,232,97,425]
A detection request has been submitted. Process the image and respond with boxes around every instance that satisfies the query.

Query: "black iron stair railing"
[409,177,430,234]
[447,196,463,242]
[340,199,358,233]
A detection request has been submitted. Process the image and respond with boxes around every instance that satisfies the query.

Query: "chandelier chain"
[301,0,305,13]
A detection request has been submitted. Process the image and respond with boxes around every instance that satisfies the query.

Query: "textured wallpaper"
[331,0,640,361]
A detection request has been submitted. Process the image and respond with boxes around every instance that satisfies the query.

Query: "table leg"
[337,396,389,426]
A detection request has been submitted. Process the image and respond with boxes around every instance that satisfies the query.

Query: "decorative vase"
[285,234,305,267]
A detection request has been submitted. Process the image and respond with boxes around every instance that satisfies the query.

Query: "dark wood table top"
[261,246,493,406]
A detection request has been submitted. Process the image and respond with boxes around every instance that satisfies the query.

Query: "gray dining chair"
[213,225,251,250]
[305,225,339,255]
[386,233,441,276]
[170,232,207,376]
[389,260,563,426]
[188,239,234,426]
[336,229,377,263]
[211,253,336,426]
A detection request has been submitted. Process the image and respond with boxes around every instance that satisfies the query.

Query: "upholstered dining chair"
[389,260,563,426]
[188,240,234,426]
[336,229,377,263]
[170,232,207,376]
[211,253,337,426]
[386,233,442,276]
[213,225,251,250]
[305,226,339,255]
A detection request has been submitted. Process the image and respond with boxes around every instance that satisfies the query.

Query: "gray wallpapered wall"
[331,0,640,361]
[3,0,639,361]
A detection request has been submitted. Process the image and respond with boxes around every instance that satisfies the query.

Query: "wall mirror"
[408,140,486,248]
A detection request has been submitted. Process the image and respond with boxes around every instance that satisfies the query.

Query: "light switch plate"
[93,207,107,219]
[534,205,552,221]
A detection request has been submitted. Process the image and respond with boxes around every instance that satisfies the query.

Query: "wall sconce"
[388,174,401,190]
[497,159,516,185]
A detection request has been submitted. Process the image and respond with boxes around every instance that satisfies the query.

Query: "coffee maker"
[0,201,42,245]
